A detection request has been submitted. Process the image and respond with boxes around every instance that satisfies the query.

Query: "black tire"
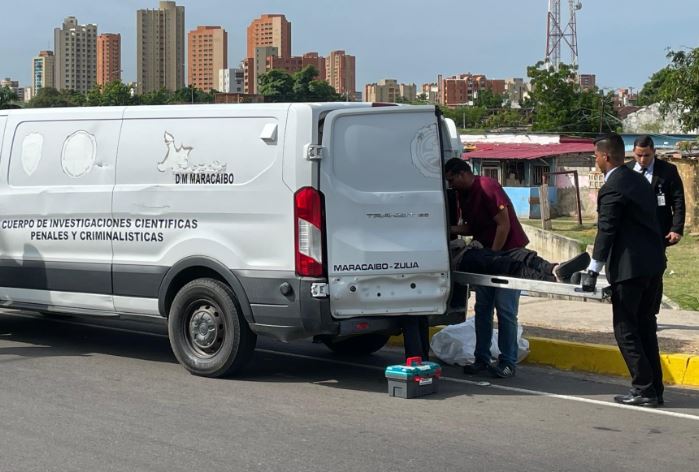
[323,333,390,356]
[168,278,256,377]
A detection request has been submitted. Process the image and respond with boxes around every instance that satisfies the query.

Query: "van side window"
[9,120,119,187]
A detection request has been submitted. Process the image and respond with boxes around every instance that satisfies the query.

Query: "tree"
[140,88,171,105]
[656,47,699,132]
[86,81,135,106]
[637,67,671,106]
[257,70,295,102]
[258,66,344,102]
[526,61,617,133]
[474,89,506,109]
[27,87,71,107]
[0,86,19,109]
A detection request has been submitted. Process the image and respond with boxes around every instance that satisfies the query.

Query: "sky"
[1,0,698,91]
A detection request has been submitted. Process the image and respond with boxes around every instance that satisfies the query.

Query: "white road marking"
[3,311,698,422]
[257,348,699,423]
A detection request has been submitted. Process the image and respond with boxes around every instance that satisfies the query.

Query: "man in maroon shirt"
[445,158,529,378]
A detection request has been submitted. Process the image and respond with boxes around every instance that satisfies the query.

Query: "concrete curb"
[389,328,699,388]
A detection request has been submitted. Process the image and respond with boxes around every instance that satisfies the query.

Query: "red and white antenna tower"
[545,0,582,70]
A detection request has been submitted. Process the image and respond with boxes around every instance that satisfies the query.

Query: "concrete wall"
[522,224,585,262]
[553,187,598,219]
[505,187,557,220]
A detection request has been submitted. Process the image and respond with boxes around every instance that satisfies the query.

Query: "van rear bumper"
[238,273,464,342]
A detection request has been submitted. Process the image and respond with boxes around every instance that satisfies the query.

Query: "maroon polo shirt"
[459,176,529,250]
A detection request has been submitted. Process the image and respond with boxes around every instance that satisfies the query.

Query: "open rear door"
[320,106,450,318]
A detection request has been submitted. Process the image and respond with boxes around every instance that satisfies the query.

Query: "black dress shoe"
[613,393,659,407]
[657,395,664,406]
[554,252,591,282]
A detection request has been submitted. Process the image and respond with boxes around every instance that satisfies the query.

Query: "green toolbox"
[385,356,442,399]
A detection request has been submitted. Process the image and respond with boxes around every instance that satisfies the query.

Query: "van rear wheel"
[323,334,391,356]
[168,278,256,377]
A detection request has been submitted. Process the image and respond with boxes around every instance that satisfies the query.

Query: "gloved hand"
[580,271,598,292]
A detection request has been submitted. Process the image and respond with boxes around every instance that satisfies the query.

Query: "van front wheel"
[168,278,256,377]
[323,334,391,356]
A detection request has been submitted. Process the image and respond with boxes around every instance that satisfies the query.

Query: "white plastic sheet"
[430,317,530,366]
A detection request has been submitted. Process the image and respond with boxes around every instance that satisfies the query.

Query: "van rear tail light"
[294,187,325,277]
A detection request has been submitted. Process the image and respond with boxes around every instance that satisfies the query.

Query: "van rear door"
[320,106,450,318]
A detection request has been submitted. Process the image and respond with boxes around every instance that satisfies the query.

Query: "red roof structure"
[463,142,594,160]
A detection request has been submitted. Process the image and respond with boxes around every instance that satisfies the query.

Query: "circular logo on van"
[61,130,96,178]
[411,124,441,179]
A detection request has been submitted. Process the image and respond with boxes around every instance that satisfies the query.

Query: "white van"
[0,103,466,377]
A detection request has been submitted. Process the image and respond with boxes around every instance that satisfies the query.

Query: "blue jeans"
[474,286,521,367]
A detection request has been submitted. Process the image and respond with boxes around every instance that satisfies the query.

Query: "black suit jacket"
[626,158,685,242]
[592,166,665,284]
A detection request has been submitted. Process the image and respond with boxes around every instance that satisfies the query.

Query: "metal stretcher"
[452,271,612,301]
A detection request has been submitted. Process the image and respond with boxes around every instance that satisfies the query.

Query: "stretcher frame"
[452,271,611,301]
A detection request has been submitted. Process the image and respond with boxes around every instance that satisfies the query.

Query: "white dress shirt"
[633,158,654,184]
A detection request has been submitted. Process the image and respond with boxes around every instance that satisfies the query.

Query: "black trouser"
[611,273,664,398]
[401,316,430,361]
[459,248,557,281]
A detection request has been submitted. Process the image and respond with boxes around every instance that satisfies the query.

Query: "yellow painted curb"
[525,337,629,377]
[387,326,699,387]
[684,356,699,387]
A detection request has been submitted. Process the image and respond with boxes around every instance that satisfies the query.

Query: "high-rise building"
[248,46,278,94]
[246,14,291,59]
[54,16,97,92]
[326,50,355,99]
[0,78,24,102]
[188,26,227,91]
[421,83,439,103]
[218,68,244,93]
[578,74,596,91]
[504,78,528,107]
[264,52,325,78]
[440,73,488,107]
[364,79,416,103]
[137,1,185,94]
[32,50,55,93]
[97,33,121,85]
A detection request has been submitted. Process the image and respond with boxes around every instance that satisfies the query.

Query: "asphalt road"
[1,310,698,472]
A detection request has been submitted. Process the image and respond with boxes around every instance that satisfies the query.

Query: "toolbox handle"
[406,356,422,366]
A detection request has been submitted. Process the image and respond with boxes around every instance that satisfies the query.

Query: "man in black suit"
[583,133,666,407]
[627,135,686,312]
[628,135,686,247]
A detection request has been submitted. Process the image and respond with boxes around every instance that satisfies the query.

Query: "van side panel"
[112,107,294,315]
[0,110,121,312]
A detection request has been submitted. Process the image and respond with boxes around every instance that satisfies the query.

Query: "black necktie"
[641,167,648,175]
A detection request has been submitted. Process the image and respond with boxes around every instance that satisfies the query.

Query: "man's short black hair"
[445,157,473,175]
[594,133,626,164]
[633,135,655,149]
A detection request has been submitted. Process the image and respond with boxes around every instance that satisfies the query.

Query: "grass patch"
[525,217,699,311]
[522,217,597,250]
[664,235,699,311]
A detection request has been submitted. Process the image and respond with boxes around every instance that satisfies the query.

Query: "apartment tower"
[54,16,97,92]
[97,33,121,85]
[32,50,55,93]
[188,26,228,91]
[326,50,356,99]
[246,14,291,59]
[137,1,185,94]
